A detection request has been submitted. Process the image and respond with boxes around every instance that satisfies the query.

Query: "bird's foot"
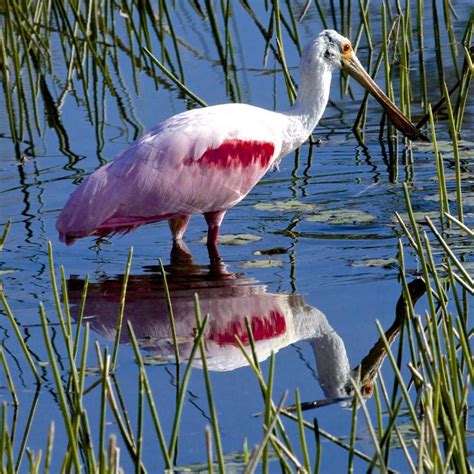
[171,239,193,266]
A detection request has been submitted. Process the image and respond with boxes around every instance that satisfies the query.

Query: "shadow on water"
[67,245,426,410]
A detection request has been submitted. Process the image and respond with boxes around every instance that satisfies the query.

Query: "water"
[0,2,473,472]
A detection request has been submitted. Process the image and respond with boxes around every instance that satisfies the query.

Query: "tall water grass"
[1,0,470,159]
[0,205,472,471]
[0,0,472,472]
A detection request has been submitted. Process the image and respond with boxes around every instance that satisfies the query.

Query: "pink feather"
[57,104,282,244]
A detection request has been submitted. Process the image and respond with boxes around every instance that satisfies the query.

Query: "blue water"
[0,2,473,472]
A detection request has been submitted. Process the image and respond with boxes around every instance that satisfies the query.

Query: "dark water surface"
[1,2,473,472]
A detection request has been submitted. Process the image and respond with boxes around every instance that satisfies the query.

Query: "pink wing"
[57,104,284,243]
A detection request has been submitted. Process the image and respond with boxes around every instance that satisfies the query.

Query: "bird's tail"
[56,167,118,244]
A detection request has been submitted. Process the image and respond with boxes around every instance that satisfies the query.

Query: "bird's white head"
[297,30,426,141]
[292,30,354,133]
[301,30,352,72]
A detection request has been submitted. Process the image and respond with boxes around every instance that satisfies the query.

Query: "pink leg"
[168,215,191,240]
[204,210,226,262]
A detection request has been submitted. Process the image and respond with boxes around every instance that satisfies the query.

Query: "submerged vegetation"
[0,0,473,472]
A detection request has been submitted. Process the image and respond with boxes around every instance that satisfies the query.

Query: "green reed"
[0,291,41,384]
[0,233,472,471]
[0,1,473,472]
[0,221,11,251]
[428,104,450,225]
[1,0,471,157]
[416,0,428,112]
[392,156,472,473]
[144,46,208,107]
[39,302,81,472]
[110,247,133,370]
[235,327,382,467]
[455,22,473,132]
[194,294,226,473]
[442,82,464,222]
[0,349,18,407]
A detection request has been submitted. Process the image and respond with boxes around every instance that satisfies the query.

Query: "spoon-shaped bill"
[343,53,427,141]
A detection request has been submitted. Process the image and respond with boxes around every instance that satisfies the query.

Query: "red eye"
[343,43,352,53]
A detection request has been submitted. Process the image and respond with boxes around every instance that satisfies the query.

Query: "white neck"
[292,59,332,126]
[279,56,333,155]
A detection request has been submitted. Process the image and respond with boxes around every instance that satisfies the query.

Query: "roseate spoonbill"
[57,30,424,257]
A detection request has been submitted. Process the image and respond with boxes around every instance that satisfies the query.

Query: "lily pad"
[424,192,474,206]
[459,261,474,276]
[351,258,399,269]
[254,247,288,256]
[412,139,474,155]
[196,233,262,245]
[430,172,474,183]
[142,356,171,366]
[84,367,101,376]
[254,199,316,212]
[391,211,439,224]
[174,448,273,472]
[238,258,284,269]
[306,209,376,225]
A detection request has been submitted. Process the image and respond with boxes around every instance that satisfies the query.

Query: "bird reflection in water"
[67,244,425,409]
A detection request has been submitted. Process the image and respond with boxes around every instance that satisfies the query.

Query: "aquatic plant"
[0,0,472,472]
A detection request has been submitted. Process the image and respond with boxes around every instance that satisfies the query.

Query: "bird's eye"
[363,385,373,396]
[342,43,352,53]
[324,50,333,59]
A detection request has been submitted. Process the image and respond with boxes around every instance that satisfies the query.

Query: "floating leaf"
[254,200,316,212]
[254,247,288,256]
[306,209,376,225]
[142,356,171,366]
[459,261,474,276]
[174,448,268,472]
[196,233,262,245]
[391,211,439,224]
[238,258,284,269]
[84,367,101,376]
[389,419,420,448]
[424,192,474,206]
[430,172,474,183]
[351,258,398,269]
[412,139,474,155]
